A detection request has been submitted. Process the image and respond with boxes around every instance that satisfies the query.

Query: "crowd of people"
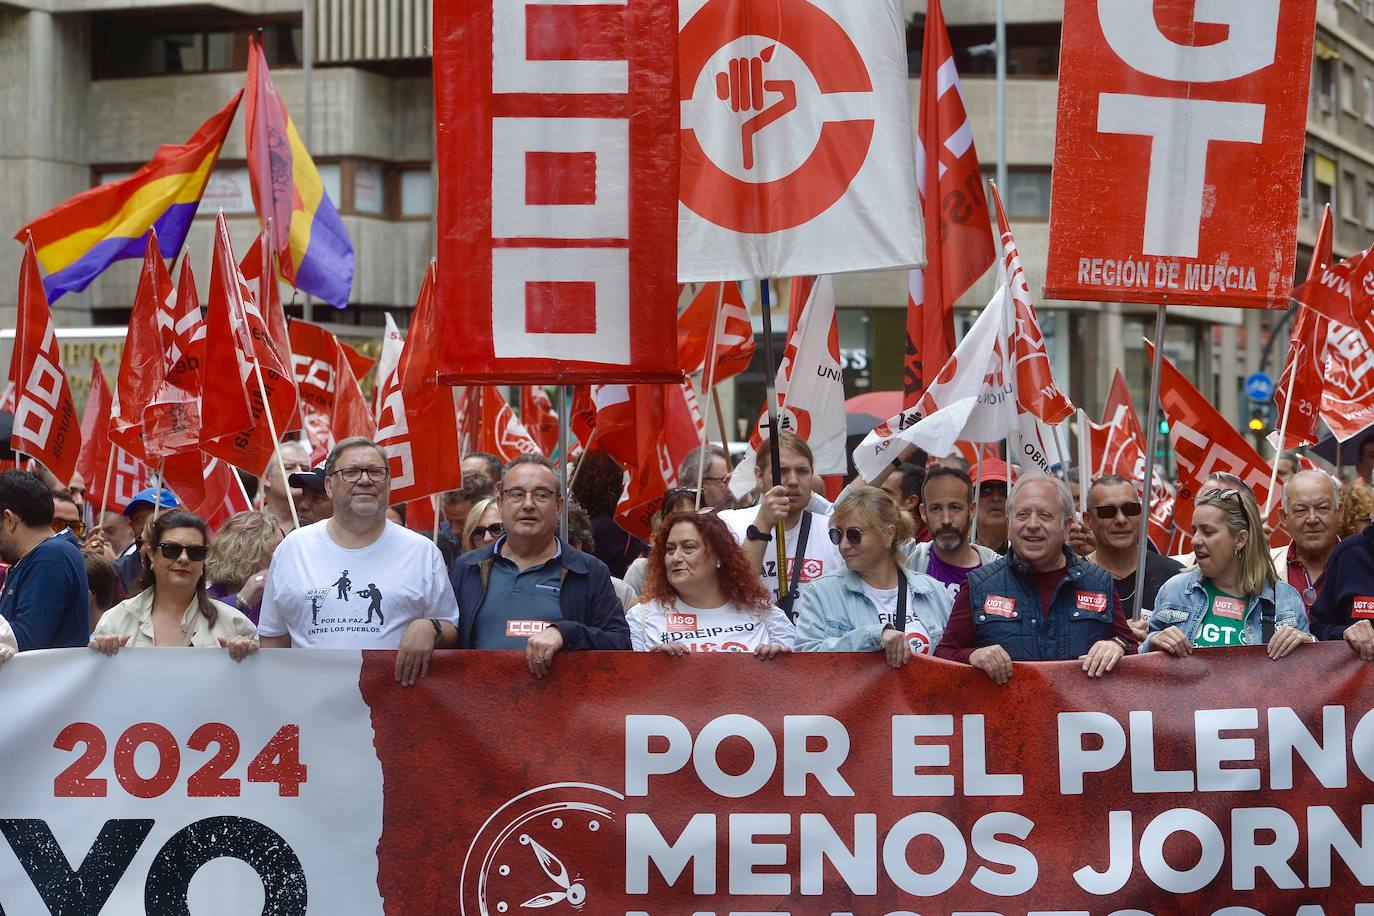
[1,429,1371,684]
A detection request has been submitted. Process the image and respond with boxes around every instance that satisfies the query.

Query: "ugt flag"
[678,0,922,281]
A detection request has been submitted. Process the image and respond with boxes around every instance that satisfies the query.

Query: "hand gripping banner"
[1045,0,1318,308]
[432,0,681,384]
[3,648,1374,914]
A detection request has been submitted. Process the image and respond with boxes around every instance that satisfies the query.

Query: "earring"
[715,562,721,568]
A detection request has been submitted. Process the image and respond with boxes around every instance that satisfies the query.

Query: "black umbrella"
[0,411,13,461]
[1311,426,1374,466]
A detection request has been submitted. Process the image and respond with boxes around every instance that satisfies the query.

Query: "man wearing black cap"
[287,463,334,526]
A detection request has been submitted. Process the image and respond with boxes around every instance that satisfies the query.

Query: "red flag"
[678,283,756,385]
[109,233,174,462]
[11,235,81,481]
[239,227,296,389]
[1147,479,1176,554]
[1272,236,1333,449]
[1087,371,1146,480]
[1290,205,1372,329]
[519,386,559,457]
[993,185,1074,426]
[141,254,208,457]
[904,0,996,407]
[376,261,461,504]
[163,451,251,530]
[611,384,703,542]
[200,212,299,474]
[289,321,377,464]
[568,385,596,450]
[1148,340,1280,539]
[473,387,543,464]
[76,361,113,502]
[585,386,639,469]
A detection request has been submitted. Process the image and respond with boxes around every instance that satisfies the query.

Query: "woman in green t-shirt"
[1143,488,1311,658]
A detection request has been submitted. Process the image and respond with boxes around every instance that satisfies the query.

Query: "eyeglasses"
[52,519,86,538]
[1092,502,1143,520]
[330,466,389,483]
[471,523,503,542]
[501,487,558,505]
[156,542,208,562]
[828,527,866,547]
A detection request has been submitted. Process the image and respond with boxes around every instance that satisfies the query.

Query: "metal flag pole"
[558,385,570,542]
[694,284,727,511]
[1133,304,1169,621]
[759,279,788,590]
[1263,353,1300,518]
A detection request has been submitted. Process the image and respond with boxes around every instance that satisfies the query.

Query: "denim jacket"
[1142,567,1308,652]
[794,567,953,653]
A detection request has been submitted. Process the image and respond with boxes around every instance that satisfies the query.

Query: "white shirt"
[859,580,934,656]
[718,507,844,603]
[0,615,15,655]
[629,598,796,652]
[92,590,256,648]
[258,520,459,648]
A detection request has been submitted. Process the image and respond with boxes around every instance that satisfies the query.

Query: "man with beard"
[971,459,1013,553]
[1274,470,1341,612]
[259,438,460,688]
[1083,475,1182,637]
[907,466,999,601]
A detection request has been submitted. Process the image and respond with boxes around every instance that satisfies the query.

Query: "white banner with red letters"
[432,0,680,384]
[677,0,922,281]
[1045,0,1317,308]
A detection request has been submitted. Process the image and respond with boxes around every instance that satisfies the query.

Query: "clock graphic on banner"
[459,783,624,915]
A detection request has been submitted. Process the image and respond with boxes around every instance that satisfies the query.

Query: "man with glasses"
[970,459,1014,554]
[1082,475,1182,637]
[259,437,460,686]
[1273,470,1341,611]
[0,470,90,650]
[51,490,85,542]
[450,454,629,677]
[678,445,734,511]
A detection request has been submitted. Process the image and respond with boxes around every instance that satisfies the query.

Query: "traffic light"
[1158,418,1169,436]
[1248,411,1265,432]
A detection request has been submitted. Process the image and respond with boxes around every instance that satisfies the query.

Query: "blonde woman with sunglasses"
[1144,488,1312,659]
[794,486,952,668]
[89,511,258,660]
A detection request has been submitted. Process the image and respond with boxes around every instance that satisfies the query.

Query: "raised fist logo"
[714,45,798,171]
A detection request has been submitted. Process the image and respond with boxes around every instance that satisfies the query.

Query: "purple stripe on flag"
[293,194,354,309]
[41,202,199,301]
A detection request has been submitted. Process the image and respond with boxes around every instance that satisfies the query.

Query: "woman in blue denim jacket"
[1144,487,1312,658]
[794,486,952,667]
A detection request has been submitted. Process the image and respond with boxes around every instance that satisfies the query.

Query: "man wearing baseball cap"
[970,458,1014,555]
[287,463,334,526]
[113,486,179,591]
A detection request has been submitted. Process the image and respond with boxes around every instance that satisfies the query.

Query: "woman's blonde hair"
[462,497,499,551]
[205,510,283,592]
[830,485,915,564]
[1339,484,1374,538]
[1193,487,1275,596]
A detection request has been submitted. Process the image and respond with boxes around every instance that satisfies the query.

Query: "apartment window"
[400,169,434,218]
[1315,154,1336,218]
[1365,77,1374,123]
[353,162,386,215]
[1343,170,1359,223]
[1317,55,1337,115]
[1365,183,1374,227]
[1342,63,1357,113]
[94,19,301,78]
[1366,0,1374,19]
[983,168,1052,219]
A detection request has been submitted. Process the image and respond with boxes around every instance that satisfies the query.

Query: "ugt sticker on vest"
[985,595,1016,618]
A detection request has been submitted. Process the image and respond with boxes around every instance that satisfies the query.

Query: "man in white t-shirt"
[258,437,460,686]
[718,431,843,615]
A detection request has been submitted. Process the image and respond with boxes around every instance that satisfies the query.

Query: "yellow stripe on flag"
[285,115,326,272]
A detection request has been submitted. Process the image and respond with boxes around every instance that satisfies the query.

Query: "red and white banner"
[1045,0,1318,307]
[464,387,544,465]
[1322,314,1374,442]
[77,361,153,515]
[677,282,755,384]
[433,0,680,384]
[4,648,1374,913]
[288,321,377,465]
[677,0,921,282]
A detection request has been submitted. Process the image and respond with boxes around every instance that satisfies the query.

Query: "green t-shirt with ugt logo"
[1194,581,1247,648]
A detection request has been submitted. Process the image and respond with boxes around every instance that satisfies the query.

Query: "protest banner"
[3,648,1372,914]
[432,0,680,384]
[1045,0,1317,308]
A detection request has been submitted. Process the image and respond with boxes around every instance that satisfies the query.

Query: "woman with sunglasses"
[630,510,793,657]
[794,486,952,667]
[89,510,258,661]
[461,497,502,553]
[1144,487,1312,659]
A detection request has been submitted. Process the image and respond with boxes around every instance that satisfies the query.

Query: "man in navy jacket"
[0,470,90,650]
[448,455,629,677]
[1308,523,1374,660]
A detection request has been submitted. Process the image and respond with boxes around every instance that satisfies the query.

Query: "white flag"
[729,277,847,497]
[373,313,403,427]
[851,289,1013,482]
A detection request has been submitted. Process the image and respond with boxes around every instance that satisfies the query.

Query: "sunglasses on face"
[828,527,866,547]
[1093,502,1143,520]
[51,519,86,538]
[156,542,208,562]
[471,523,504,542]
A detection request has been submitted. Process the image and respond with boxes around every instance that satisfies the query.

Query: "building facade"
[0,0,1353,454]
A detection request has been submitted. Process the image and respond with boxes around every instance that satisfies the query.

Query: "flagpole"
[251,357,300,529]
[759,280,789,592]
[1134,304,1168,621]
[713,389,734,471]
[432,494,441,541]
[1263,354,1300,517]
[97,447,115,538]
[152,458,166,526]
[567,425,598,495]
[970,456,982,546]
[1075,411,1090,516]
[694,284,727,511]
[558,385,569,541]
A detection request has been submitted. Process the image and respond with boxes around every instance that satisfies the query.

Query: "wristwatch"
[431,619,444,640]
[1111,636,1131,652]
[745,524,773,543]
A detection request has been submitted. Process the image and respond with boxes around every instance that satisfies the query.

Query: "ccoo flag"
[246,33,354,308]
[16,92,241,302]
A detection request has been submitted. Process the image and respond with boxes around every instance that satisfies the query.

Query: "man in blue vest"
[935,476,1137,684]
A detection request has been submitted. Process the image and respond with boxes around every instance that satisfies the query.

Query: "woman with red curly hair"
[630,511,794,658]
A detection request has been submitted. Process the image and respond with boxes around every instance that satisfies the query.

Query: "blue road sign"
[1245,372,1275,402]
